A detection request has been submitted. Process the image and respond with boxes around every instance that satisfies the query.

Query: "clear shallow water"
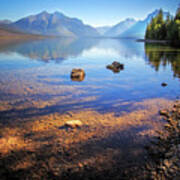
[0,38,179,115]
[0,38,179,179]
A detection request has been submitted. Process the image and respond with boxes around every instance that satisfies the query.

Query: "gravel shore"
[144,100,180,179]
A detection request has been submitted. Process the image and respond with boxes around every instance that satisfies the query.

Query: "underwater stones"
[64,120,83,128]
[144,101,180,179]
[159,110,169,117]
[161,82,167,87]
[71,69,85,82]
[106,61,124,73]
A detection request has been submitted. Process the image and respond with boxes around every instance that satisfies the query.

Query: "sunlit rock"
[71,69,85,81]
[64,120,83,128]
[106,61,124,73]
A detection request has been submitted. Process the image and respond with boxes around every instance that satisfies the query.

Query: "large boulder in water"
[71,69,85,82]
[106,61,124,73]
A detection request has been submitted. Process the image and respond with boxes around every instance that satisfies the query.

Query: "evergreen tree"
[175,6,180,20]
[156,9,163,24]
[145,7,180,45]
[172,6,180,41]
[166,15,174,40]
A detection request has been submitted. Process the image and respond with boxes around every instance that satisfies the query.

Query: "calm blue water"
[0,38,179,114]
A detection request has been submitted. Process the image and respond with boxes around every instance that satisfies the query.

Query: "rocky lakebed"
[0,99,179,179]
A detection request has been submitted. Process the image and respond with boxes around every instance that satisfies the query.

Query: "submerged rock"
[159,109,169,117]
[71,69,85,82]
[64,120,83,128]
[106,61,124,73]
[161,82,167,87]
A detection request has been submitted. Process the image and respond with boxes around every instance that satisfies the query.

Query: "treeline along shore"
[145,7,180,47]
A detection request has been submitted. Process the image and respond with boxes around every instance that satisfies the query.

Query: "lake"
[0,38,179,179]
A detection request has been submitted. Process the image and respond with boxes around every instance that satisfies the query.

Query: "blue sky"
[0,0,179,26]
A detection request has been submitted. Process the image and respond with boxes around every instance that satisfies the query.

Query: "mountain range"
[97,9,169,38]
[0,20,12,25]
[0,24,44,41]
[96,26,112,35]
[104,18,136,37]
[119,10,169,38]
[11,11,99,37]
[0,9,170,39]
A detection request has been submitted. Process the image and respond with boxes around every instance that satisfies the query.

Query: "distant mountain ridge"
[104,18,136,37]
[0,20,12,25]
[96,9,170,38]
[96,26,112,35]
[0,9,170,39]
[10,11,99,37]
[0,24,44,42]
[119,9,170,38]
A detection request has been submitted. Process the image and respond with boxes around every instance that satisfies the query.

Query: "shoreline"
[144,100,180,179]
[136,39,169,44]
[137,39,180,47]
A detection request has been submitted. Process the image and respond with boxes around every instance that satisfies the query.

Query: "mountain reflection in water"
[0,37,100,62]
